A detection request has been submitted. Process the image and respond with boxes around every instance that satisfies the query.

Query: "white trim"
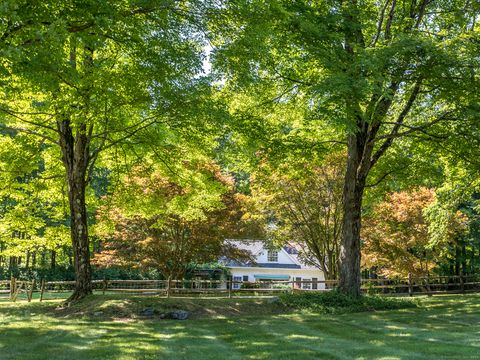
[279,247,303,266]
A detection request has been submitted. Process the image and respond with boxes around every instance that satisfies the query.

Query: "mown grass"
[1,293,480,359]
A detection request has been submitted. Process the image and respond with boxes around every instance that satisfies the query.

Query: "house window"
[295,277,302,289]
[243,275,249,282]
[302,278,311,290]
[267,250,278,262]
[312,277,318,290]
[233,276,242,289]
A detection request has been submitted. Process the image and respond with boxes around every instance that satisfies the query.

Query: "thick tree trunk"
[66,174,92,301]
[59,118,93,302]
[338,135,367,297]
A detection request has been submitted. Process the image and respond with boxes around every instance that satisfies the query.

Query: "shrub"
[241,282,261,289]
[272,283,291,290]
[0,267,75,281]
[0,266,162,281]
[92,267,162,280]
[277,290,417,314]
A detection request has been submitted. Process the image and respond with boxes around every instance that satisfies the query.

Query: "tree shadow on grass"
[0,319,319,360]
[1,294,480,359]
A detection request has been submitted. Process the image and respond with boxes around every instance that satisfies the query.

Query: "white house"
[223,240,325,290]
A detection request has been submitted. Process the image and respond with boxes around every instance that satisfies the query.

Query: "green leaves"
[0,1,222,280]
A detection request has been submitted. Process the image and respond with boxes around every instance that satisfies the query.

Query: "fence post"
[460,270,465,294]
[40,279,45,302]
[27,279,35,302]
[102,278,108,295]
[166,278,171,298]
[10,276,15,301]
[426,273,432,297]
[228,278,232,299]
[12,281,22,302]
[408,273,413,297]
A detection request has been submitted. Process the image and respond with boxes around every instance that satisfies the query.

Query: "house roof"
[225,239,265,257]
[223,239,316,270]
[229,262,301,269]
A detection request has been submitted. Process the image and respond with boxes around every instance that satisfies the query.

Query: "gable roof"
[224,239,313,269]
[225,239,265,257]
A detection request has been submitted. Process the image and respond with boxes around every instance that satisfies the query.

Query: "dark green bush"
[278,290,417,314]
[0,266,162,281]
[0,267,76,281]
[92,267,162,280]
[241,282,261,289]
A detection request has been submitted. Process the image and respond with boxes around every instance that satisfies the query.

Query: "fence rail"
[2,274,480,302]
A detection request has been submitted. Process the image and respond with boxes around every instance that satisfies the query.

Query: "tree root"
[63,289,93,306]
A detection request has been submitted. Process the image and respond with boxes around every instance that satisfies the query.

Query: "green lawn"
[1,294,479,359]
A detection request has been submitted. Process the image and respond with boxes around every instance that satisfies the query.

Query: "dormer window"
[267,250,278,262]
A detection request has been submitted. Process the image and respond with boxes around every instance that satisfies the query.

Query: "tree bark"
[58,118,92,302]
[53,41,95,303]
[338,134,367,297]
[66,172,92,301]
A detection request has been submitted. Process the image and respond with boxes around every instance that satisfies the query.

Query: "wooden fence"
[1,274,480,302]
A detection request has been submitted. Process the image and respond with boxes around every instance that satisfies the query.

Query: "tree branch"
[0,124,59,145]
[0,107,58,132]
[370,80,422,167]
[365,168,398,187]
[371,0,391,46]
[385,0,396,41]
[376,119,451,140]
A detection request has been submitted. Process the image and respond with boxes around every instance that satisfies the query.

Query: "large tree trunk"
[334,0,425,298]
[67,172,92,301]
[338,134,368,297]
[59,119,92,302]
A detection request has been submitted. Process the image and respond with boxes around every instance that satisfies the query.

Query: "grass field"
[1,293,479,359]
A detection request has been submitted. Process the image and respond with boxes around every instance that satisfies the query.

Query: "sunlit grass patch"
[0,294,479,359]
